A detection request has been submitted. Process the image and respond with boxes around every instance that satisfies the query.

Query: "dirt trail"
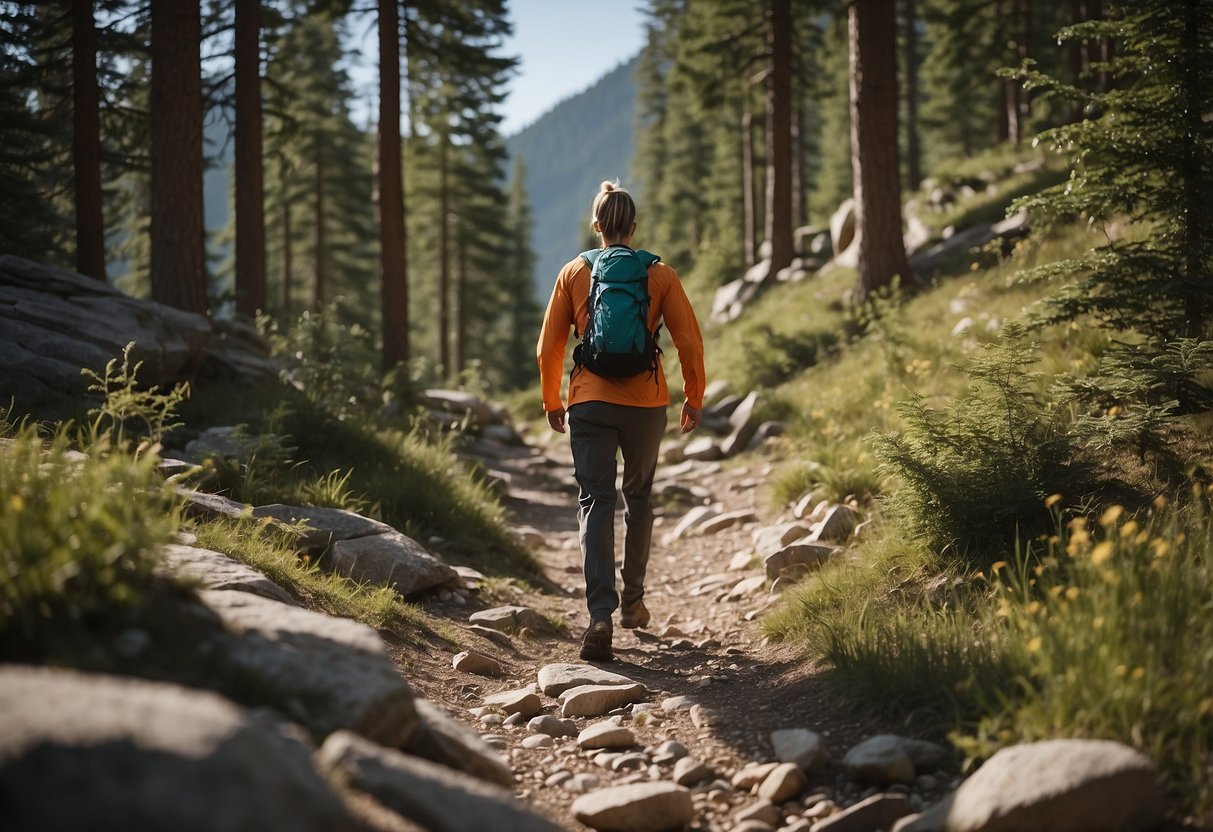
[401,431,897,830]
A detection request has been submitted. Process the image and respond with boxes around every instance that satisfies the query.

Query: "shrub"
[873,325,1077,560]
[0,427,178,649]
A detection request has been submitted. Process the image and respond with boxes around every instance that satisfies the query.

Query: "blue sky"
[344,1,648,136]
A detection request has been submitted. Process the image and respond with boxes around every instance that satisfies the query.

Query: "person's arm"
[536,270,575,431]
[659,268,706,431]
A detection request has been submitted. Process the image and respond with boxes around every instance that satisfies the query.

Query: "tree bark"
[455,224,467,376]
[437,131,450,376]
[742,107,755,268]
[149,0,207,313]
[70,0,105,281]
[1181,0,1205,337]
[378,0,409,370]
[764,0,794,276]
[312,143,325,312]
[850,0,912,302]
[234,0,266,318]
[903,0,922,191]
[281,189,292,317]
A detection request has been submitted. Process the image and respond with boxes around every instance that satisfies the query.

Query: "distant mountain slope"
[507,56,638,299]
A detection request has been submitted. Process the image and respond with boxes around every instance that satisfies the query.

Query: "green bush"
[0,427,179,648]
[874,326,1077,560]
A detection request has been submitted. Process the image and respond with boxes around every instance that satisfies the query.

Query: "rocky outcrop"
[0,255,275,413]
[0,666,359,832]
[158,543,296,605]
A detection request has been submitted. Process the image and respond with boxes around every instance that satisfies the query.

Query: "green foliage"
[190,517,427,635]
[874,325,1076,559]
[82,341,190,451]
[967,498,1213,811]
[1010,0,1213,341]
[0,427,179,650]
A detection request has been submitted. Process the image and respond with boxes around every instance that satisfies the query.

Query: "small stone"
[770,728,830,770]
[522,734,553,749]
[560,683,646,719]
[452,651,502,677]
[611,753,650,772]
[546,770,572,787]
[483,688,542,718]
[562,773,601,794]
[654,740,689,761]
[578,722,637,750]
[468,605,546,634]
[673,756,714,786]
[538,663,638,696]
[757,763,807,802]
[810,793,911,831]
[571,782,694,832]
[528,715,577,737]
[660,696,696,712]
[502,712,526,727]
[733,762,781,790]
[689,704,721,728]
[467,624,514,647]
[479,714,504,726]
[843,736,917,785]
[734,798,781,826]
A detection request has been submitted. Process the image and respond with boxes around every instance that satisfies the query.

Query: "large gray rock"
[403,699,513,788]
[251,502,396,555]
[200,589,417,746]
[571,782,694,832]
[318,730,560,832]
[537,663,638,696]
[906,739,1163,832]
[158,543,295,605]
[0,666,358,831]
[0,255,211,389]
[328,531,457,597]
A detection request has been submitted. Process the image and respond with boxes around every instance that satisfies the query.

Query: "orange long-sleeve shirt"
[536,253,706,413]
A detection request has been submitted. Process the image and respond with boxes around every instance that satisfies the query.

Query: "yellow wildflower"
[1131,667,1145,681]
[1045,493,1063,508]
[1065,586,1080,601]
[7,494,23,513]
[1100,505,1124,527]
[1119,520,1138,539]
[1026,636,1043,653]
[1091,541,1114,565]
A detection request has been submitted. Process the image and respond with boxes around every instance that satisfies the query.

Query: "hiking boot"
[620,599,650,630]
[579,619,613,662]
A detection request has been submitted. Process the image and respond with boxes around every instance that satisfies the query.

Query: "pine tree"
[501,154,541,390]
[1012,0,1213,342]
[70,0,105,280]
[233,0,266,317]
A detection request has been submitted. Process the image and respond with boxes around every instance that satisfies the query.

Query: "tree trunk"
[1181,0,1205,337]
[234,0,266,318]
[149,0,206,313]
[312,143,325,312]
[455,226,467,376]
[742,107,755,268]
[437,132,450,376]
[378,0,409,370]
[850,0,912,302]
[1015,0,1031,137]
[70,0,105,281]
[791,99,804,230]
[903,0,922,191]
[764,0,794,276]
[281,190,292,317]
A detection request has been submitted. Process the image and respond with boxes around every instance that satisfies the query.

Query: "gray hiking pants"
[568,401,667,621]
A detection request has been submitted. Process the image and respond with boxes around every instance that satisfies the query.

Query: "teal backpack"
[573,244,663,379]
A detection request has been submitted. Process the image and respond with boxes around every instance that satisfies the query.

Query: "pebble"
[562,773,601,794]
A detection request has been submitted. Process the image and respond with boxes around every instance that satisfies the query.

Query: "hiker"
[536,180,706,662]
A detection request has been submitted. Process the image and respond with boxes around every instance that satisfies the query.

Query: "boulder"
[250,503,395,555]
[403,699,514,788]
[157,543,295,605]
[0,666,358,831]
[328,531,457,597]
[318,730,560,832]
[906,739,1163,832]
[571,782,694,832]
[199,590,417,746]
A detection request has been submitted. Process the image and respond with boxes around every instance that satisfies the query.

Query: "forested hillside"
[507,56,637,297]
[3,1,1213,829]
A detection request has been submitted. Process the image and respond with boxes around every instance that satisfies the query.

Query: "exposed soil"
[392,428,921,830]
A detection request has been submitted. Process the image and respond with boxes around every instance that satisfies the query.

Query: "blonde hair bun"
[600,180,618,193]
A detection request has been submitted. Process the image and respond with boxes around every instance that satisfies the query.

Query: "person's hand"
[547,407,567,434]
[680,403,702,434]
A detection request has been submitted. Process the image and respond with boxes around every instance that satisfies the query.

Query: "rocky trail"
[396,426,960,832]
